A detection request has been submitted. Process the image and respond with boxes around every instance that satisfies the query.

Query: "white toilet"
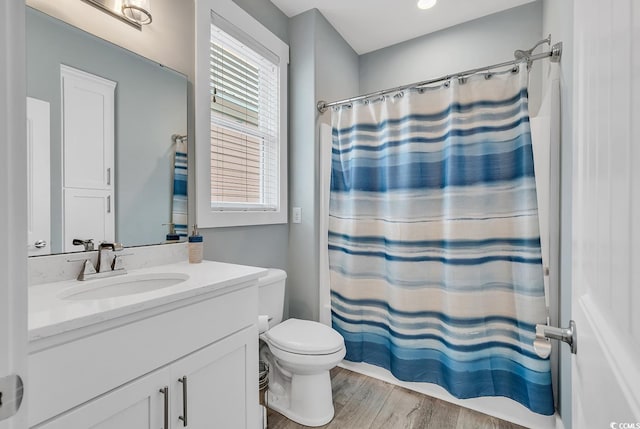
[258,269,346,427]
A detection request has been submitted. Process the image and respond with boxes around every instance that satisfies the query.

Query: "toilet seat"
[264,318,344,355]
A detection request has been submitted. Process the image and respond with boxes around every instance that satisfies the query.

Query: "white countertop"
[29,260,267,342]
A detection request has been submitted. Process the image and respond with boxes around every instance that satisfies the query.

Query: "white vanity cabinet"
[36,327,255,429]
[28,275,261,429]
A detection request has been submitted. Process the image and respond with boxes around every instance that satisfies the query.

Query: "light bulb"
[417,0,437,10]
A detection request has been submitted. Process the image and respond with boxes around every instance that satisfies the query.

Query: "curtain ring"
[443,80,450,88]
[511,65,519,74]
[485,72,493,80]
[458,76,467,85]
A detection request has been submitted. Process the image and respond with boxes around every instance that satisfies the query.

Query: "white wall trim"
[195,0,289,228]
[318,123,332,326]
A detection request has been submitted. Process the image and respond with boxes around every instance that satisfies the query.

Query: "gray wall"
[288,11,318,319]
[200,0,290,273]
[287,9,359,321]
[26,8,187,253]
[542,1,574,427]
[232,0,289,44]
[359,2,544,114]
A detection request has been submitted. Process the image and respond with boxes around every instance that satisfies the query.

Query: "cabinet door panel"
[61,65,115,191]
[63,188,114,252]
[37,367,169,429]
[172,326,258,429]
[90,399,152,429]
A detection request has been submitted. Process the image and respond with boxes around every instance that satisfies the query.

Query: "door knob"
[34,240,47,249]
[533,320,577,358]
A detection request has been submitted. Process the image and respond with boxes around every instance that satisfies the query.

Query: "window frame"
[196,0,288,228]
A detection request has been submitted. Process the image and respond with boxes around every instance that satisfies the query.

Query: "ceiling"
[271,0,537,55]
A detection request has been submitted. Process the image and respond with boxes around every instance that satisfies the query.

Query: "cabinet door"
[61,65,115,191]
[37,367,170,429]
[63,188,115,252]
[171,326,259,429]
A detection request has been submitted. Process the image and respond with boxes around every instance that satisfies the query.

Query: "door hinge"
[0,374,24,421]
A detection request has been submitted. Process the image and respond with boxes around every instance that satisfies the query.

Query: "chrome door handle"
[178,376,188,426]
[533,320,577,358]
[34,240,47,249]
[159,386,169,429]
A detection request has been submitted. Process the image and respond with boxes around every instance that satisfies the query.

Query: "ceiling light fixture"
[121,0,152,25]
[417,0,437,10]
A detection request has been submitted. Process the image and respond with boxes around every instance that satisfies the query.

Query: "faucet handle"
[111,254,126,271]
[77,259,97,281]
[98,242,124,251]
[72,238,95,251]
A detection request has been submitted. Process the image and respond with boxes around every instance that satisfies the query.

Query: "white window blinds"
[209,20,280,211]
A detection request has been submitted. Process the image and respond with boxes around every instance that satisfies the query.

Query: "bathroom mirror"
[26,7,188,256]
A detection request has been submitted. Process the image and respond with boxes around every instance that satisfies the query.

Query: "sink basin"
[60,273,190,301]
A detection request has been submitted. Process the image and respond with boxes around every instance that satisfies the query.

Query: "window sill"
[196,208,288,228]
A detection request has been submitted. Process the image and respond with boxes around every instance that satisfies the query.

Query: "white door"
[572,1,640,427]
[0,1,28,428]
[26,97,51,256]
[170,327,258,429]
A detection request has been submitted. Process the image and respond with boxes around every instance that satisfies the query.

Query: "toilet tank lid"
[258,268,287,285]
[265,318,344,355]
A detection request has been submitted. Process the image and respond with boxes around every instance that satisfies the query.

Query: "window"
[196,0,288,227]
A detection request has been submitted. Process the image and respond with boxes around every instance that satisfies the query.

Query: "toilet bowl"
[258,270,346,427]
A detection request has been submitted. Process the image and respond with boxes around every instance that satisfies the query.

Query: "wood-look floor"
[266,367,528,429]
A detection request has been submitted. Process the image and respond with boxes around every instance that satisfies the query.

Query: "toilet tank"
[258,269,287,327]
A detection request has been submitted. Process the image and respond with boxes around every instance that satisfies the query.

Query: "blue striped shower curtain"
[328,67,553,415]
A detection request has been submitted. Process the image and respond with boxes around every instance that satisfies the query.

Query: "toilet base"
[266,371,335,427]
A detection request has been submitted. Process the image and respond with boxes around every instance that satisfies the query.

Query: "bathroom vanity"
[27,258,265,428]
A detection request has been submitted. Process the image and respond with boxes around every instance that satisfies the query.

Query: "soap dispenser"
[163,223,180,242]
[188,224,203,263]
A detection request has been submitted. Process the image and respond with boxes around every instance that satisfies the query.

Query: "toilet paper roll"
[258,315,270,334]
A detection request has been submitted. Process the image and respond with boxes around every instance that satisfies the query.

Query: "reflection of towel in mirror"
[172,138,188,238]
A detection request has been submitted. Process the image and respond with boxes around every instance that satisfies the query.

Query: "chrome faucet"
[96,242,123,273]
[77,242,127,281]
[72,238,94,251]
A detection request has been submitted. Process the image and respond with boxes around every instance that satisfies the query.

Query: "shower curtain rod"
[316,37,563,114]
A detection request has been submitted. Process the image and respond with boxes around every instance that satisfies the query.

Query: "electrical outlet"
[292,207,302,224]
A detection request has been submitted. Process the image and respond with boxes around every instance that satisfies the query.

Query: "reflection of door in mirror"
[27,97,51,256]
[61,65,116,252]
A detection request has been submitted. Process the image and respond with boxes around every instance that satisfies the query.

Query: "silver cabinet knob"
[34,240,47,249]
